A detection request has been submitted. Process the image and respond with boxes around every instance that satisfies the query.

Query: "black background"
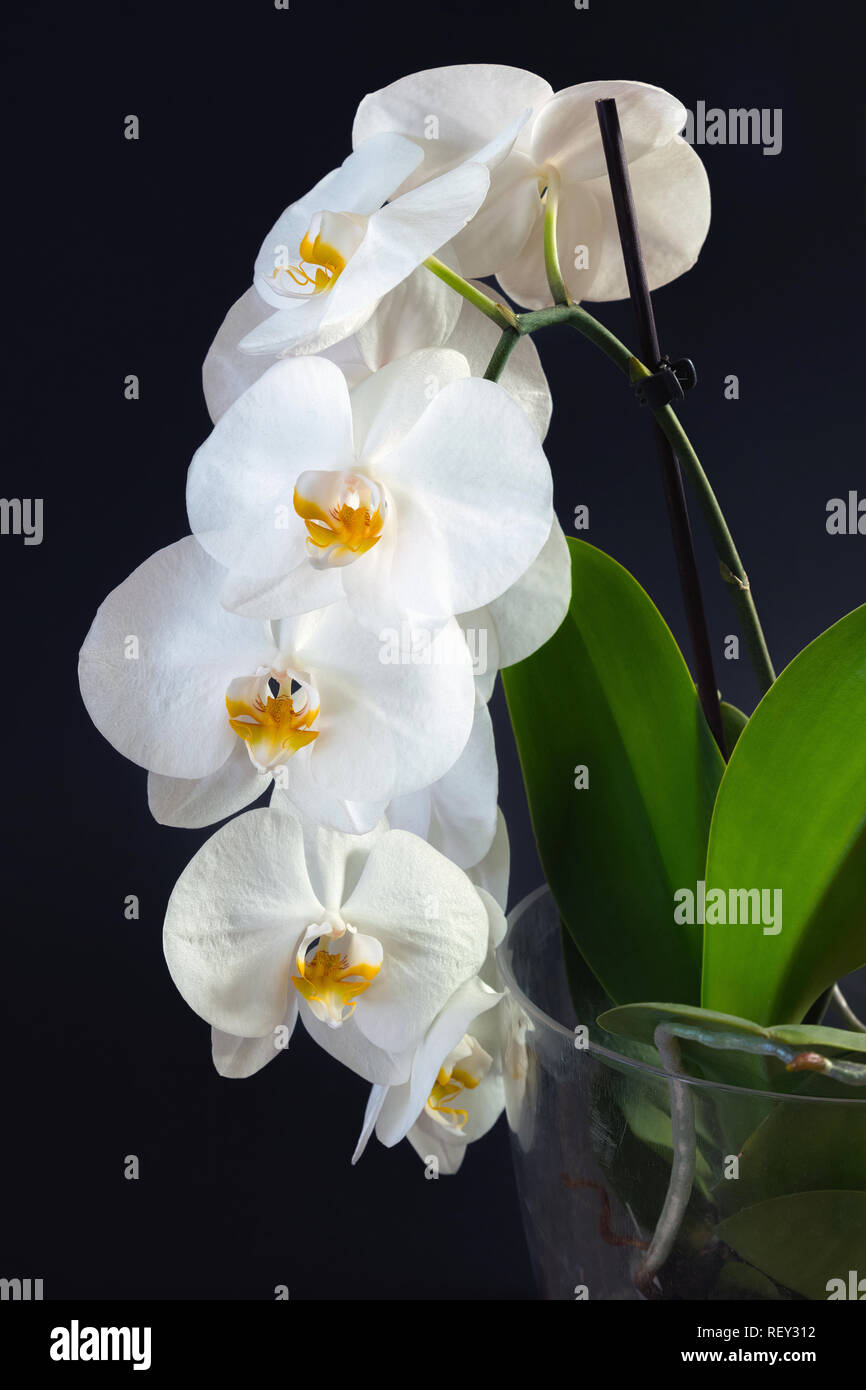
[2,0,863,1300]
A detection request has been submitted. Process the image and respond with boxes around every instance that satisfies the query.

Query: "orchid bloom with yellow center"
[162,807,497,1089]
[351,888,508,1174]
[78,537,475,832]
[187,349,555,634]
[354,67,710,304]
[240,127,511,357]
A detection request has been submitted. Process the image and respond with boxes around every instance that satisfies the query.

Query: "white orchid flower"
[78,536,474,830]
[238,121,525,358]
[352,887,507,1173]
[163,806,498,1087]
[354,66,553,280]
[203,264,551,441]
[353,66,710,305]
[211,807,512,1083]
[187,350,554,632]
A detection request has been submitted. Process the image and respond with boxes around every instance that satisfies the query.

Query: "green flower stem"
[652,400,776,694]
[519,303,630,372]
[423,256,518,332]
[542,170,571,307]
[482,303,777,697]
[483,327,521,382]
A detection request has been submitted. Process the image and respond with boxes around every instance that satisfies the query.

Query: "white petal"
[354,249,463,370]
[475,885,509,966]
[467,809,511,912]
[387,703,498,869]
[296,810,384,914]
[301,1008,414,1086]
[383,787,430,841]
[496,180,601,309]
[445,290,552,440]
[238,299,375,357]
[405,1115,469,1174]
[362,376,553,618]
[317,162,491,327]
[351,347,470,461]
[187,356,355,584]
[163,807,322,1037]
[581,138,711,301]
[352,64,553,186]
[351,1083,388,1164]
[147,740,270,829]
[375,976,502,1146]
[531,79,687,185]
[203,293,369,424]
[271,746,389,835]
[318,334,370,382]
[451,152,541,278]
[296,606,475,804]
[203,287,277,423]
[79,537,271,780]
[462,517,571,682]
[219,558,345,622]
[472,658,498,707]
[343,831,490,1054]
[211,1000,298,1079]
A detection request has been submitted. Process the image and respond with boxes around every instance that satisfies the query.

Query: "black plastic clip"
[634,356,698,409]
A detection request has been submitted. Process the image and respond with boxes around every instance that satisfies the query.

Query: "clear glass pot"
[496,886,866,1301]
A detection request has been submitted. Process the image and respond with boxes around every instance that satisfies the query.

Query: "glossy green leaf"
[722,1090,866,1214]
[702,604,866,1023]
[503,539,724,1005]
[714,1192,866,1299]
[598,999,866,1095]
[598,999,866,1057]
[619,1093,714,1194]
[708,1261,784,1300]
[720,700,748,754]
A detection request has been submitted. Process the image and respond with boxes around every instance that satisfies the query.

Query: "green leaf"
[619,1093,714,1194]
[709,1260,785,1300]
[702,604,866,1023]
[598,999,866,1057]
[597,999,866,1097]
[720,699,748,754]
[503,539,724,1006]
[714,1192,866,1299]
[724,1091,866,1213]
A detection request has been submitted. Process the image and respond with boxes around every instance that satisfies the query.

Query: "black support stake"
[595,97,727,758]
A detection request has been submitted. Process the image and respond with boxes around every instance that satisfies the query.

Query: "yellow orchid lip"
[426,1035,492,1131]
[273,240,344,296]
[293,470,388,570]
[226,672,319,771]
[292,924,383,1027]
[270,210,368,297]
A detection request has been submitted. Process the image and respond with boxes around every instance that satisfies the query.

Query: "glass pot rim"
[496,885,866,1107]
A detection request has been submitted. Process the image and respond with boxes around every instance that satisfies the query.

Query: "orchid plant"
[80,64,866,1291]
